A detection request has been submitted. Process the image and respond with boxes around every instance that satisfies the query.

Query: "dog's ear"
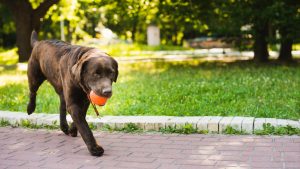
[71,61,84,83]
[112,58,118,82]
[71,57,89,83]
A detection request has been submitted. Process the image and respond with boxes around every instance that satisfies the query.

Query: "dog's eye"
[106,69,113,74]
[93,72,102,77]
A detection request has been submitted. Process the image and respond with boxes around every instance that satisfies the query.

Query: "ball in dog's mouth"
[89,91,108,106]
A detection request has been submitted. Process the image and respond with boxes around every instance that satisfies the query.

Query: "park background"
[0,0,299,120]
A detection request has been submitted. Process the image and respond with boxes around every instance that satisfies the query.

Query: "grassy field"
[0,59,299,120]
[0,48,18,66]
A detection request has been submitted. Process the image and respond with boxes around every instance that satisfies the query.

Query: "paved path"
[0,127,299,169]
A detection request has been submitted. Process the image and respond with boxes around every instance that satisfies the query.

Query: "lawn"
[0,59,299,120]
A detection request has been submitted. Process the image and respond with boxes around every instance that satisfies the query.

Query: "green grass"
[223,126,247,135]
[0,60,300,120]
[254,123,300,135]
[293,43,300,50]
[0,48,18,66]
[160,123,200,134]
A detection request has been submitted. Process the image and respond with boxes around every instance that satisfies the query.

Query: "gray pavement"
[0,127,300,169]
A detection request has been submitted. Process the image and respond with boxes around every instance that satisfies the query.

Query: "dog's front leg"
[59,94,69,135]
[68,104,104,156]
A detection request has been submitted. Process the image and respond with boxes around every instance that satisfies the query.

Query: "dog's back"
[27,31,78,113]
[29,31,92,89]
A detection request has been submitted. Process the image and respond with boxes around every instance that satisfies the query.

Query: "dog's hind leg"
[27,58,45,115]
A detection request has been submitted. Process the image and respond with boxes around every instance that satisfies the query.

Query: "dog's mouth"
[91,89,112,98]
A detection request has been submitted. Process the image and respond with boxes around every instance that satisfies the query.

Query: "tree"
[158,0,191,45]
[250,0,274,62]
[273,0,300,62]
[0,4,16,48]
[0,0,59,62]
[217,0,273,62]
[102,0,157,43]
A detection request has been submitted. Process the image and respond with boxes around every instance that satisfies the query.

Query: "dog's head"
[71,50,118,98]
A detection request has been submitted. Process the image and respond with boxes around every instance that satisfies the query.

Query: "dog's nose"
[102,88,112,97]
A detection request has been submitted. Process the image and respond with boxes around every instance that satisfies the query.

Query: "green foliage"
[255,123,300,136]
[120,123,141,133]
[160,126,176,133]
[101,123,142,133]
[0,4,16,48]
[0,0,299,52]
[198,130,209,134]
[181,123,197,134]
[88,123,97,130]
[0,118,10,127]
[20,119,33,128]
[19,119,59,129]
[223,126,246,135]
[160,124,197,134]
[101,124,112,131]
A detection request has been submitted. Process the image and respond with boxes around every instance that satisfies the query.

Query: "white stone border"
[0,111,299,134]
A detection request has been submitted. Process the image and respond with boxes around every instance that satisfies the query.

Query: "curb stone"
[241,117,255,134]
[207,116,222,133]
[219,116,234,133]
[254,118,266,130]
[0,111,299,134]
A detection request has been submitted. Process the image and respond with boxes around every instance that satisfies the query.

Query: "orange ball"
[89,91,108,106]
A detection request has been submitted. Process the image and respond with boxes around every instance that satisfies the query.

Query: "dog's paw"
[69,126,78,137]
[89,145,104,157]
[60,124,69,135]
[27,103,35,115]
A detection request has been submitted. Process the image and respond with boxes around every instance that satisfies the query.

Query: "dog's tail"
[31,30,38,47]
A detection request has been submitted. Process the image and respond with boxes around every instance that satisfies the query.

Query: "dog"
[27,31,118,156]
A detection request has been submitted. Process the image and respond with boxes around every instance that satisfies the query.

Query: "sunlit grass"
[0,48,18,65]
[0,60,299,120]
[293,43,300,50]
[81,43,190,57]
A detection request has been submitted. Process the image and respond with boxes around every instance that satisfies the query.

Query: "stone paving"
[0,127,300,169]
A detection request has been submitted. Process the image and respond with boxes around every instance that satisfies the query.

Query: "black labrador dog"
[27,31,118,156]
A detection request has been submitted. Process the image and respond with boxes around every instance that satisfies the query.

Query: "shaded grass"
[0,60,299,120]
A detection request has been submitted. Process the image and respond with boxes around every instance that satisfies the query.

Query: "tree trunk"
[15,12,33,62]
[131,25,137,42]
[131,14,140,42]
[0,0,59,62]
[278,27,293,62]
[253,28,269,62]
[172,23,178,45]
[278,39,293,62]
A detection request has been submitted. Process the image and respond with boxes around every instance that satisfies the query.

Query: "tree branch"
[34,0,60,19]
